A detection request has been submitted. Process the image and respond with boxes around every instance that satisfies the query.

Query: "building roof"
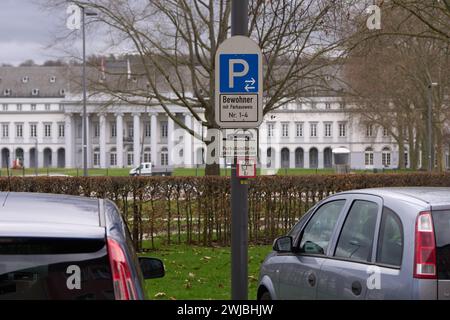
[0,66,69,98]
[0,59,347,100]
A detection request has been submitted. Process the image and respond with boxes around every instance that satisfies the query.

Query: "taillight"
[107,238,137,300]
[414,211,437,279]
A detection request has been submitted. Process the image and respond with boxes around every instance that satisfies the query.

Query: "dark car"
[0,192,164,300]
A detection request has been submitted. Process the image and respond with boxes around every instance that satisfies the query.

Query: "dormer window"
[32,88,39,96]
[50,76,56,83]
[22,76,29,83]
[59,89,66,96]
[3,89,11,96]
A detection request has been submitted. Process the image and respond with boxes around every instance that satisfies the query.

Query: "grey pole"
[231,0,249,301]
[82,6,88,177]
[428,85,433,172]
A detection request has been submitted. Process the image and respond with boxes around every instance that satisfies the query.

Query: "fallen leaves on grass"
[154,292,166,298]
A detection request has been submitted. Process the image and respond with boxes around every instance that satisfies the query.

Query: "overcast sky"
[0,0,109,66]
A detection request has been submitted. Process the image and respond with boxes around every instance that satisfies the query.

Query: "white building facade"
[0,66,437,170]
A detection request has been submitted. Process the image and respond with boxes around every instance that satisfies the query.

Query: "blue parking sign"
[219,54,259,93]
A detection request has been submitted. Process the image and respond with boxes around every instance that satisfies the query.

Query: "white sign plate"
[237,157,257,178]
[215,36,263,128]
[220,129,258,158]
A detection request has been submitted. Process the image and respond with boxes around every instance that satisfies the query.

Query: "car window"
[431,210,450,279]
[0,237,114,300]
[335,200,378,262]
[299,200,345,255]
[376,207,403,267]
[288,204,317,243]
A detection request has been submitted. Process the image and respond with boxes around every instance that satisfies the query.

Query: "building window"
[110,151,117,166]
[310,123,317,137]
[2,124,8,138]
[111,122,117,137]
[383,127,389,137]
[366,124,373,137]
[161,121,168,138]
[45,104,51,111]
[31,104,36,111]
[267,123,274,138]
[161,148,168,166]
[16,124,23,138]
[58,124,65,138]
[94,149,100,166]
[296,123,303,137]
[127,152,134,166]
[2,104,7,111]
[382,147,391,167]
[324,123,332,137]
[365,147,374,166]
[94,122,100,137]
[404,151,409,168]
[281,123,289,137]
[77,123,82,138]
[128,123,134,138]
[145,122,151,137]
[44,124,52,138]
[30,124,37,137]
[339,123,347,137]
[17,104,22,111]
[144,148,151,163]
[325,102,331,110]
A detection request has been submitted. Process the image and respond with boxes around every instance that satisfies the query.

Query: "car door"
[317,195,382,299]
[367,206,406,299]
[277,198,348,299]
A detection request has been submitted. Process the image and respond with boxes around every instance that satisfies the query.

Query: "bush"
[1,173,450,249]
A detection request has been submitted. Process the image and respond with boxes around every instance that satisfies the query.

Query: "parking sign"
[215,36,263,128]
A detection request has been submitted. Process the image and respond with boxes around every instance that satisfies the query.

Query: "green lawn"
[0,167,425,177]
[140,243,272,300]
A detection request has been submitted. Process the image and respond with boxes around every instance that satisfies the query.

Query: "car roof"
[339,187,450,206]
[0,192,101,227]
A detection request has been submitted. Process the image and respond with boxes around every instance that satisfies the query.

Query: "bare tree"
[345,5,450,171]
[45,0,364,175]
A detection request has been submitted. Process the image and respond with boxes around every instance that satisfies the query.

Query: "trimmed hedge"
[1,173,450,250]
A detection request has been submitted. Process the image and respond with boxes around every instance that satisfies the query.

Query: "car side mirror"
[273,236,293,253]
[139,257,165,279]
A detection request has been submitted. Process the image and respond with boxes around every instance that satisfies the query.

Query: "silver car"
[257,187,450,300]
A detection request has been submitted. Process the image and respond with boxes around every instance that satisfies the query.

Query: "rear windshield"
[0,237,114,300]
[432,211,450,280]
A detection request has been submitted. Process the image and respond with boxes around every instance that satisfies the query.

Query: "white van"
[129,162,152,176]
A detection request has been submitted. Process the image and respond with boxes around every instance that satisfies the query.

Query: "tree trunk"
[408,125,417,169]
[204,135,221,176]
[205,163,220,176]
[435,125,444,172]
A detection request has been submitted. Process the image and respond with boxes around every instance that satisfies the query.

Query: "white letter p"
[229,59,249,88]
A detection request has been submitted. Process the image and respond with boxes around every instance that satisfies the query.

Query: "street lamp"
[428,82,438,172]
[81,7,98,177]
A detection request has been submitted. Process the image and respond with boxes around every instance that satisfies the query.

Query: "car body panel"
[258,187,450,300]
[0,192,149,300]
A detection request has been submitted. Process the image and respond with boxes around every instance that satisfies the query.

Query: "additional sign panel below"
[237,157,257,178]
[215,36,263,128]
[220,129,258,158]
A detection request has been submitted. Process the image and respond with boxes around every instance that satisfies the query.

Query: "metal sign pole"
[231,0,249,301]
